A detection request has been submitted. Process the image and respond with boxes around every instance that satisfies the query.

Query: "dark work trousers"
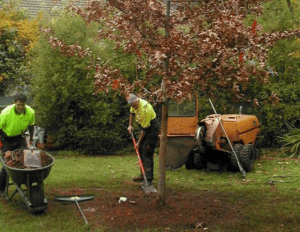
[0,135,27,191]
[138,118,159,182]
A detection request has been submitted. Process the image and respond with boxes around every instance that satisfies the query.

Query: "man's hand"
[127,125,134,135]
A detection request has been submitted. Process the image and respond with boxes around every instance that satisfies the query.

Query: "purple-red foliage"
[44,0,300,103]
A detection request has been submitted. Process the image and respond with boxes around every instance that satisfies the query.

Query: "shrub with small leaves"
[0,8,41,95]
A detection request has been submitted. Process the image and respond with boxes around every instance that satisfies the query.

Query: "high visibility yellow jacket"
[130,99,156,131]
[0,104,35,137]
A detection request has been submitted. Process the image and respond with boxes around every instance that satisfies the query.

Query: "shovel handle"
[130,133,148,184]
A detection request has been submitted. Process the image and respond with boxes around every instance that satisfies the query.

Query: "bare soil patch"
[49,186,241,231]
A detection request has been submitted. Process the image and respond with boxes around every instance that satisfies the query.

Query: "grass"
[1,148,300,231]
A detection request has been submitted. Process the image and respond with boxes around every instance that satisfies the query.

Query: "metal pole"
[75,200,89,224]
[208,99,246,178]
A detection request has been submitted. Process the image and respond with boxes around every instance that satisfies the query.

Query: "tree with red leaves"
[53,0,300,203]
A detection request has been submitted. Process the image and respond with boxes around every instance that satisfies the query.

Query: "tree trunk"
[157,0,171,205]
[157,98,168,205]
[286,0,293,13]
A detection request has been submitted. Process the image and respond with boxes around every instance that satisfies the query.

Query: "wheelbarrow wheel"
[29,185,45,208]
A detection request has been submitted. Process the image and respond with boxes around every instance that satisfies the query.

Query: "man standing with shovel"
[0,93,35,194]
[126,94,159,190]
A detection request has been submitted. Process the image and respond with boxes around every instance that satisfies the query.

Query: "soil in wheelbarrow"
[49,187,242,231]
[2,149,52,169]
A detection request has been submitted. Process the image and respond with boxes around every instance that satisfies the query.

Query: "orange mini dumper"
[166,95,260,173]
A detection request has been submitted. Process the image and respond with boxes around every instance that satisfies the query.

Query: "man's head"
[14,93,27,103]
[126,94,140,110]
[14,93,27,114]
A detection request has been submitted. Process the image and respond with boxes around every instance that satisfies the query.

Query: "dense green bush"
[255,0,300,147]
[30,12,131,154]
[253,83,300,147]
[267,38,300,85]
[257,0,300,32]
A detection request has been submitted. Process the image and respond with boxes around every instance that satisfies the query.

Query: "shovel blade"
[24,149,42,168]
[142,184,157,194]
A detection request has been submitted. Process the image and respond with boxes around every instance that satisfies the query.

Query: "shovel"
[24,134,42,168]
[130,133,157,194]
[54,195,95,224]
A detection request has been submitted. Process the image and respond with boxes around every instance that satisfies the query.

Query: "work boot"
[132,174,144,182]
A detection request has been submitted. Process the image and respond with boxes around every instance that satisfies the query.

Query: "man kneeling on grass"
[126,94,159,186]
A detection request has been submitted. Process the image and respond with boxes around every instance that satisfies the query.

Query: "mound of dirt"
[2,149,53,169]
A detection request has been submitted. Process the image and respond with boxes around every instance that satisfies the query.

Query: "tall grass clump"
[279,124,300,157]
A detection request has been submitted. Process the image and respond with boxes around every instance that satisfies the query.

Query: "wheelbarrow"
[0,150,54,213]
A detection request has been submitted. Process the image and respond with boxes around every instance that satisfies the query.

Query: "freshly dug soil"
[49,187,242,231]
[2,149,52,169]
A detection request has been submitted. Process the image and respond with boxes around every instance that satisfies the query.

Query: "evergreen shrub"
[31,12,130,154]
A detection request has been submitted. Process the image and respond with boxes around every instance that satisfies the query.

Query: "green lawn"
[0,148,300,231]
